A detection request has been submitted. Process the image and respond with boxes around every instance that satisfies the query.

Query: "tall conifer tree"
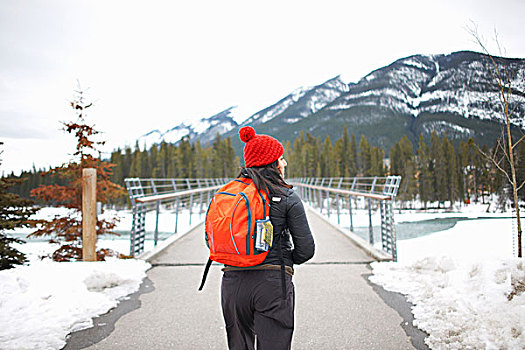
[417,134,433,208]
[349,135,358,177]
[430,131,447,204]
[443,134,458,206]
[359,135,371,176]
[0,142,39,269]
[223,137,236,177]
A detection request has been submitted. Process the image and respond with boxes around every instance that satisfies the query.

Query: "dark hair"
[238,160,292,196]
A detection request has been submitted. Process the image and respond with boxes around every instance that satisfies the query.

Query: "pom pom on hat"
[238,126,284,168]
[239,126,256,143]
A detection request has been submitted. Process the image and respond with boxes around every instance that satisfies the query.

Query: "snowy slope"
[328,51,525,129]
[241,86,313,127]
[241,76,349,128]
[138,106,239,148]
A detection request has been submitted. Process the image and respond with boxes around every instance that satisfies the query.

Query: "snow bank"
[370,218,525,349]
[0,258,150,350]
[372,256,525,349]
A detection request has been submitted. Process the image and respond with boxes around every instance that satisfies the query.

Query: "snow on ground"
[0,258,150,350]
[369,215,525,349]
[1,205,199,350]
[312,198,524,349]
[2,201,523,350]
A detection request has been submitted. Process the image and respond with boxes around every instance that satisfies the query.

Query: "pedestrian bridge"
[64,176,430,349]
[124,176,401,261]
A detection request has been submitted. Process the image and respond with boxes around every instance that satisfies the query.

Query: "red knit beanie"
[239,126,284,168]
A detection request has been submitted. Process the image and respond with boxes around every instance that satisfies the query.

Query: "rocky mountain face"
[139,51,525,153]
[297,51,525,149]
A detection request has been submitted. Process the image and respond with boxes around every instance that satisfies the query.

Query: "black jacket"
[261,187,315,268]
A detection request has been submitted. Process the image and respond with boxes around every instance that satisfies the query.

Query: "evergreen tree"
[130,141,142,177]
[457,140,468,203]
[110,148,124,185]
[178,136,193,178]
[292,132,306,177]
[478,144,493,204]
[158,142,170,178]
[150,145,163,178]
[108,148,128,206]
[211,134,224,177]
[417,134,433,208]
[379,148,386,176]
[349,134,358,177]
[140,143,151,178]
[471,138,483,201]
[193,141,205,178]
[443,134,458,206]
[123,146,133,179]
[166,143,177,178]
[201,147,212,178]
[430,131,447,205]
[340,127,350,176]
[315,136,323,177]
[223,137,236,177]
[369,146,385,176]
[0,142,39,269]
[333,138,344,178]
[303,134,319,177]
[358,135,371,176]
[392,136,417,202]
[390,143,401,175]
[321,135,335,177]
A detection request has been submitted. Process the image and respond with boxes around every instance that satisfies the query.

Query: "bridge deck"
[68,209,418,349]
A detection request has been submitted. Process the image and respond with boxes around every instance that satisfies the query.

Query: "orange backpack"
[198,178,272,290]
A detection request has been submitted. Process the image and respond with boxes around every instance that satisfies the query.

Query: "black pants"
[221,270,295,350]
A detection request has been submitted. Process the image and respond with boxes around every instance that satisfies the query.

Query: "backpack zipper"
[229,196,244,255]
[239,192,251,255]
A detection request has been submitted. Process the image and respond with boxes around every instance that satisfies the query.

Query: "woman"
[221,126,315,350]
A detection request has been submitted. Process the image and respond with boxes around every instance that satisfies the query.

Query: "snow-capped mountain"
[222,75,350,144]
[138,76,349,148]
[284,51,525,150]
[327,51,525,128]
[241,76,349,129]
[137,107,239,148]
[137,51,524,153]
[241,86,312,127]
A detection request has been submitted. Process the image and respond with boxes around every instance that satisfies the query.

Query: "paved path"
[65,209,421,349]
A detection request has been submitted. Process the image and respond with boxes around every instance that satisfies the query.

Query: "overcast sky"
[1,0,525,175]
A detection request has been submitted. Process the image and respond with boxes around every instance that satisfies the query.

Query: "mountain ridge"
[138,50,525,153]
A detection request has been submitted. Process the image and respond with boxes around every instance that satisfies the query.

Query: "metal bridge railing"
[124,178,229,256]
[289,176,402,261]
[124,176,402,259]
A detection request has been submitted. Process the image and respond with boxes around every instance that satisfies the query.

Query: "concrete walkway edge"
[138,219,205,262]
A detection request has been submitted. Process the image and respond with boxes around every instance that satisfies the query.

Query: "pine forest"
[5,127,525,209]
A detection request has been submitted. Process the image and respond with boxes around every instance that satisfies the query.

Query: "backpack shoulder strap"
[277,232,287,300]
[198,258,213,291]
